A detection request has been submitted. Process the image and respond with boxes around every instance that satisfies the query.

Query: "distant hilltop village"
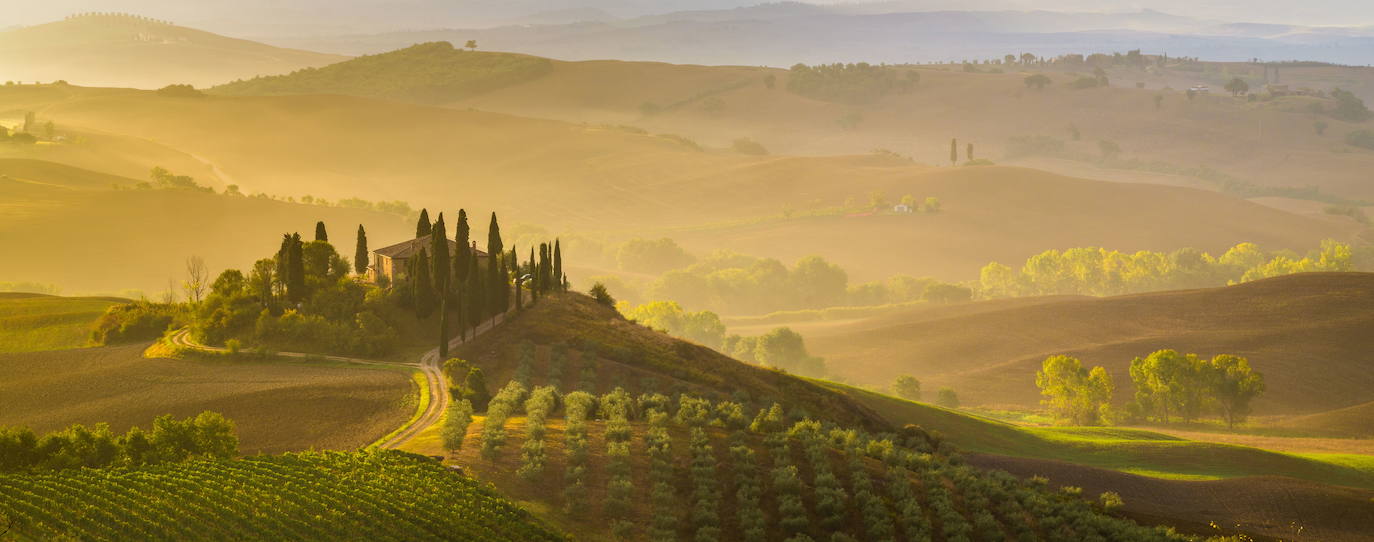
[64,13,174,26]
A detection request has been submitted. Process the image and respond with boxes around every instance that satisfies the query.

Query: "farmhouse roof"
[374,234,486,259]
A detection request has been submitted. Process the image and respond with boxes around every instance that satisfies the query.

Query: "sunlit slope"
[5,89,1354,283]
[0,293,126,353]
[0,343,411,454]
[0,14,346,89]
[1279,400,1374,438]
[0,159,411,294]
[448,59,1374,200]
[672,165,1357,282]
[798,273,1374,414]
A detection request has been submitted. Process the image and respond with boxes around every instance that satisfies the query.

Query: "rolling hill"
[0,158,412,294]
[0,13,346,89]
[0,342,412,454]
[782,272,1374,415]
[0,87,1357,292]
[396,291,1374,541]
[191,41,1374,204]
[0,293,127,353]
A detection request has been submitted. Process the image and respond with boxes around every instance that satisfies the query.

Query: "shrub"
[1346,129,1374,150]
[589,282,616,307]
[91,302,180,345]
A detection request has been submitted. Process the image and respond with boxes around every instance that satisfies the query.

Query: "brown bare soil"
[0,343,413,454]
[967,452,1374,542]
[799,272,1374,415]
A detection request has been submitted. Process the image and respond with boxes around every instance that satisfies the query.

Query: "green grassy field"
[821,381,1374,490]
[0,293,126,353]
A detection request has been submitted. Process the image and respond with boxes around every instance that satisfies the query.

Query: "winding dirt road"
[169,312,509,449]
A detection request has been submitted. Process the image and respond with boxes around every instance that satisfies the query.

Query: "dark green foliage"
[155,84,204,98]
[431,213,450,294]
[314,221,328,241]
[787,63,917,104]
[1329,88,1371,122]
[553,239,563,292]
[285,233,306,304]
[416,208,431,238]
[90,301,180,344]
[1346,129,1374,150]
[413,250,435,318]
[1024,74,1052,89]
[937,388,960,409]
[354,224,368,275]
[454,209,471,283]
[950,138,958,165]
[589,282,615,307]
[212,42,553,104]
[441,399,474,452]
[0,412,236,473]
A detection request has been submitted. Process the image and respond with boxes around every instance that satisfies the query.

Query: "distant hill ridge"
[212,42,553,104]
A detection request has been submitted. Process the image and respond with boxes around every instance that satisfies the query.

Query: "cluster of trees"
[786,63,919,104]
[617,300,725,348]
[1035,350,1265,428]
[616,237,695,274]
[191,225,399,356]
[155,84,205,98]
[647,251,969,315]
[479,381,526,462]
[142,167,213,192]
[91,300,181,345]
[1129,350,1265,429]
[0,412,236,473]
[1328,88,1371,122]
[723,327,827,378]
[892,376,963,409]
[404,208,565,357]
[979,240,1360,298]
[516,385,558,480]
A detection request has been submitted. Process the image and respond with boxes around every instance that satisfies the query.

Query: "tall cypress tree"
[465,254,483,333]
[949,138,958,166]
[354,225,368,275]
[511,246,522,311]
[286,233,306,304]
[553,239,563,292]
[431,213,450,296]
[314,221,328,242]
[528,247,538,304]
[415,208,431,239]
[414,250,434,319]
[276,234,292,297]
[487,213,504,318]
[454,209,471,284]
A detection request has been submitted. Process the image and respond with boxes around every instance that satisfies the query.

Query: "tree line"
[1035,350,1264,428]
[0,412,237,473]
[979,240,1362,298]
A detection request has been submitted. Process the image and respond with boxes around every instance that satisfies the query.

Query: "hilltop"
[0,14,346,88]
[212,42,553,104]
[185,41,1374,203]
[781,272,1374,415]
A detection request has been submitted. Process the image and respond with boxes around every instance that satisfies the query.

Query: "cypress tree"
[487,212,504,256]
[414,250,434,318]
[967,142,974,161]
[529,247,538,304]
[439,295,449,358]
[553,239,563,292]
[512,246,523,311]
[354,224,368,275]
[314,221,328,242]
[416,208,431,239]
[487,213,504,318]
[454,209,471,284]
[465,254,483,333]
[496,255,510,316]
[431,213,450,295]
[286,233,306,304]
[275,234,292,296]
[949,138,958,166]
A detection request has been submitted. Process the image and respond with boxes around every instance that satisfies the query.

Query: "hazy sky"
[8,0,1372,34]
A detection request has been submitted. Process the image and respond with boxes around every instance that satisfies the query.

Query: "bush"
[732,138,769,155]
[1346,129,1374,150]
[91,302,180,345]
[589,283,616,307]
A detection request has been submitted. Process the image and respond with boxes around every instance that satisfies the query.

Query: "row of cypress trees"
[403,208,568,356]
